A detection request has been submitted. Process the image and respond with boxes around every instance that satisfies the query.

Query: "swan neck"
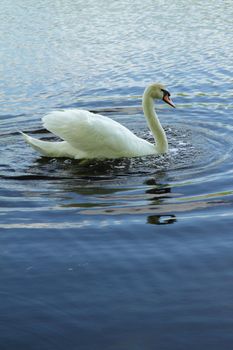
[142,91,168,153]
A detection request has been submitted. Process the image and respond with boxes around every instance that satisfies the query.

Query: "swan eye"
[161,89,170,97]
[161,88,175,108]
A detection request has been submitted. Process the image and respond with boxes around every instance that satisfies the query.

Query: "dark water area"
[1,1,233,349]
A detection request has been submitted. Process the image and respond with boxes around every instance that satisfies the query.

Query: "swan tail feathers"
[21,132,85,159]
[21,132,56,156]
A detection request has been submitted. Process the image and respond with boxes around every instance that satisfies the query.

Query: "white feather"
[22,83,175,159]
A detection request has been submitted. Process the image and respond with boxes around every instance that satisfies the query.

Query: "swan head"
[145,83,175,108]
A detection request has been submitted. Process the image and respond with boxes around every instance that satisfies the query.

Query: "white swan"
[22,83,175,159]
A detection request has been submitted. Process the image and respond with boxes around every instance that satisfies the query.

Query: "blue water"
[1,1,233,349]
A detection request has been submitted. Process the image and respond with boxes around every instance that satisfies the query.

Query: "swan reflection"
[147,215,176,225]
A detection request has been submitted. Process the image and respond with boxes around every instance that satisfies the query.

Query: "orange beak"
[163,94,176,108]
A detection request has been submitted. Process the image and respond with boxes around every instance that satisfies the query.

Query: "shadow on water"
[144,184,177,225]
[147,214,176,225]
[34,157,178,224]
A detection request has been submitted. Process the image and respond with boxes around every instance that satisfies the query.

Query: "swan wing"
[42,109,145,158]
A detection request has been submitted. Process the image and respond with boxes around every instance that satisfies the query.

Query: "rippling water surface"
[1,1,233,349]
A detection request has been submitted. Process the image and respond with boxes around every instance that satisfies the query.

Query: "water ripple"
[1,103,233,225]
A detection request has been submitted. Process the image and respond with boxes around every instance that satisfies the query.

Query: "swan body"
[22,83,175,159]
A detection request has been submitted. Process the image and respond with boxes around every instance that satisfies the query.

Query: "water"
[1,0,233,349]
